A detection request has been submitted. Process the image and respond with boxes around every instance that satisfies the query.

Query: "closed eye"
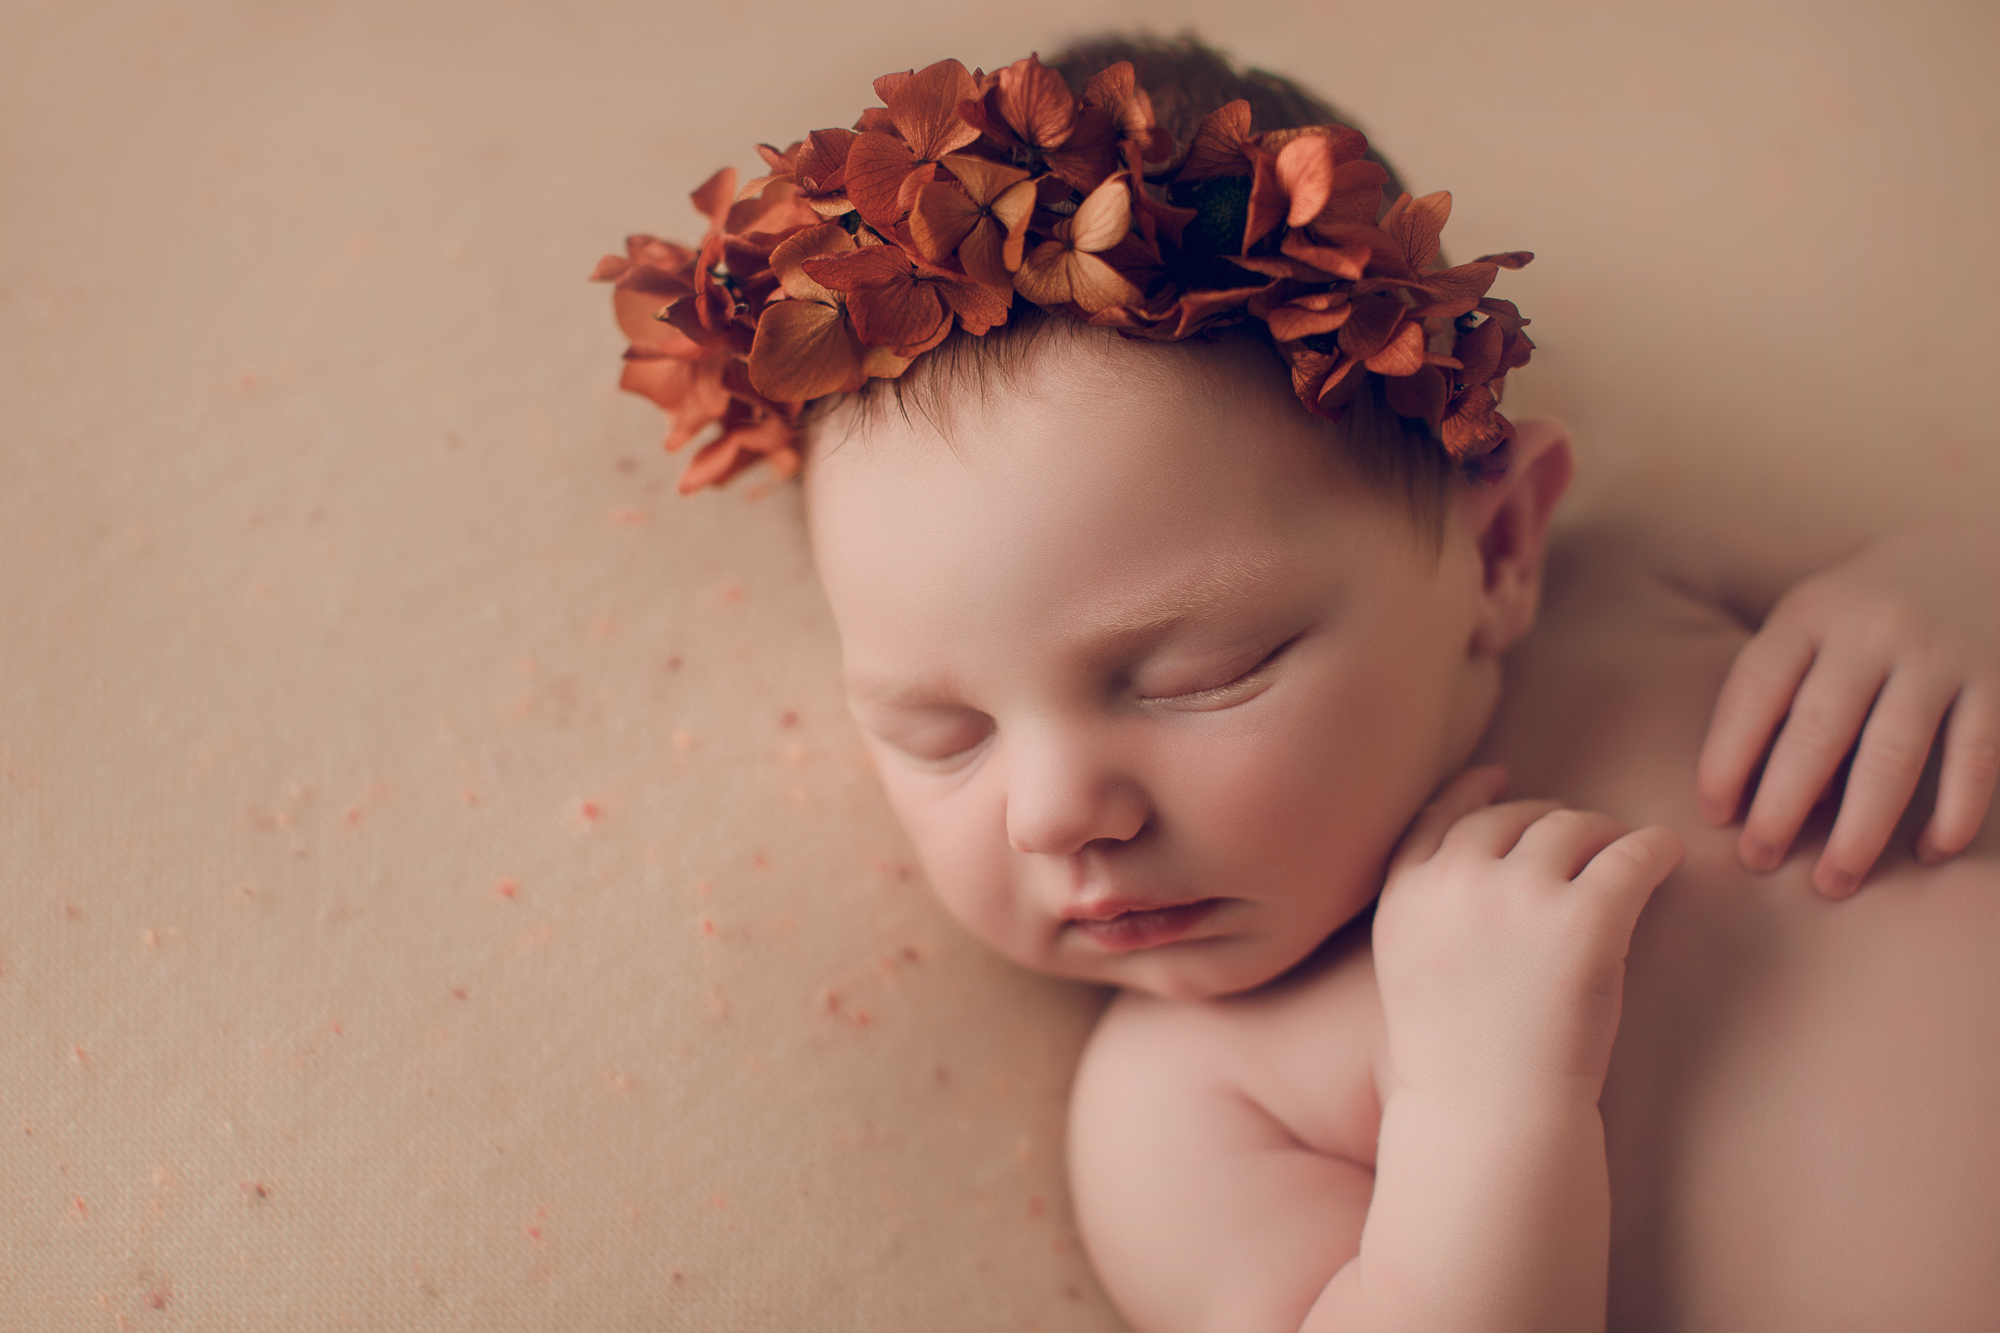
[860,705,996,770]
[1138,636,1299,711]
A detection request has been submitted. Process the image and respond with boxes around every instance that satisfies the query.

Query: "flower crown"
[593,54,1534,494]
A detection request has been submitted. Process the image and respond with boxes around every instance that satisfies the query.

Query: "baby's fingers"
[1738,651,1887,873]
[1697,625,1815,825]
[1918,685,2000,865]
[1573,824,1685,927]
[1811,669,1958,897]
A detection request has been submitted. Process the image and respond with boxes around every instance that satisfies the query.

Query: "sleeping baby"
[595,34,2000,1330]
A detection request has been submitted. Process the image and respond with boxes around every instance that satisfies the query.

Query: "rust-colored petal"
[736,140,805,200]
[1069,174,1133,253]
[1012,240,1075,306]
[677,409,800,495]
[1281,225,1381,282]
[941,154,1030,205]
[991,54,1077,151]
[1096,282,1265,341]
[1308,159,1390,229]
[859,343,915,380]
[1229,253,1331,283]
[987,178,1036,265]
[799,243,913,295]
[748,299,867,402]
[725,178,814,238]
[881,58,981,161]
[1273,339,1367,421]
[894,162,939,219]
[793,128,857,216]
[1179,101,1256,181]
[802,246,957,352]
[1363,319,1428,376]
[953,212,1024,289]
[936,277,1012,336]
[909,180,983,264]
[619,350,699,413]
[1082,62,1173,163]
[1064,251,1141,312]
[1440,384,1504,460]
[690,167,736,237]
[1261,290,1352,342]
[1452,314,1506,386]
[1337,293,1406,361]
[1382,190,1451,272]
[1040,106,1119,194]
[1243,148,1287,252]
[1018,240,1139,312]
[608,264,697,344]
[1276,133,1336,228]
[1474,250,1533,270]
[1383,362,1448,428]
[769,222,855,304]
[845,277,949,351]
[625,235,698,272]
[844,131,920,231]
[956,86,1026,154]
[1264,123,1370,164]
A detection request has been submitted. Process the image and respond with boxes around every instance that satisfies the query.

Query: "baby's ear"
[1458,420,1574,657]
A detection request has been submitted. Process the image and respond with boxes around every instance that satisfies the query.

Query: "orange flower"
[748,223,914,402]
[1082,62,1174,170]
[592,236,735,454]
[1014,174,1142,312]
[595,52,1538,492]
[1177,101,1259,181]
[909,155,1036,290]
[790,129,860,216]
[1436,299,1534,459]
[958,55,1119,194]
[1090,281,1268,342]
[1245,127,1388,251]
[674,392,800,495]
[842,60,982,232]
[804,240,1011,353]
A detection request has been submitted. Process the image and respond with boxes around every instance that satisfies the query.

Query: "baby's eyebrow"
[1071,553,1287,641]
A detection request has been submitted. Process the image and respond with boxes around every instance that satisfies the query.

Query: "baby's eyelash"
[1142,637,1297,706]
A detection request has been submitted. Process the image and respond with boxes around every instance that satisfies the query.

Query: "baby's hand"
[1696,529,2000,897]
[1373,767,1684,1108]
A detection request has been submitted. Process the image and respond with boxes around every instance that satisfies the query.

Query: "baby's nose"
[1002,730,1150,856]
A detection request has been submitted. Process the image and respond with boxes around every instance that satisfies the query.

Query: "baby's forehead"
[809,322,1287,462]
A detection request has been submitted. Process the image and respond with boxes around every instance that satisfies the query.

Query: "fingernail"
[1916,837,1947,865]
[1698,796,1727,825]
[1817,867,1856,899]
[1742,838,1778,871]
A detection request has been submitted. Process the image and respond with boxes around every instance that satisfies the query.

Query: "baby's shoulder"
[1068,930,1386,1331]
[1079,926,1385,1165]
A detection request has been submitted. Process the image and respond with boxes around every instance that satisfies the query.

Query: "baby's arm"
[1692,527,2000,895]
[1069,768,1683,1333]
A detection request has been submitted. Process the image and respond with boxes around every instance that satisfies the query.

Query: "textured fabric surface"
[3,2,1994,1328]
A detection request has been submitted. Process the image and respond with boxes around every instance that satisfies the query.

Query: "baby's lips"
[1066,899,1223,952]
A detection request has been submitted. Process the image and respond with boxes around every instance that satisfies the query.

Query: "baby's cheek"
[881,774,1031,957]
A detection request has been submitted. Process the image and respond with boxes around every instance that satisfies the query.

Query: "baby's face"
[808,335,1497,998]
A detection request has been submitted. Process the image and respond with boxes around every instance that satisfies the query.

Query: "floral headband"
[593,54,1534,494]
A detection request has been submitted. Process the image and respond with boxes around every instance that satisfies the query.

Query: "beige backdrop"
[3,1,1995,1329]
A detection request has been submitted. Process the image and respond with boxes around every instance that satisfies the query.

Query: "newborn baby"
[599,36,2000,1330]
[809,323,2000,1330]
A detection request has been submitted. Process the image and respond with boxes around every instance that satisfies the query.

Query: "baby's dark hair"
[823,32,1462,541]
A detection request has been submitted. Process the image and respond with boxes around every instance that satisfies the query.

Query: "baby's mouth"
[1065,899,1224,952]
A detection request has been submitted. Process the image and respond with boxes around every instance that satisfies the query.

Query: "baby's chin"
[1037,922,1341,1002]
